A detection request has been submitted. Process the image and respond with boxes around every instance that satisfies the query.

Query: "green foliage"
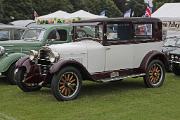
[0,0,180,23]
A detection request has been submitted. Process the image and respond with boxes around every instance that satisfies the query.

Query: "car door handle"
[105,47,111,50]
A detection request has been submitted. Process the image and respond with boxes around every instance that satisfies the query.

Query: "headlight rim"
[0,46,5,56]
[29,50,38,60]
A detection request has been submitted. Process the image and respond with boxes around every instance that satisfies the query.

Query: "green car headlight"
[29,50,38,60]
[0,46,5,56]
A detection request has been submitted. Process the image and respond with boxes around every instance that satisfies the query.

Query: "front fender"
[50,59,92,80]
[0,53,26,73]
[16,56,33,73]
[140,50,168,72]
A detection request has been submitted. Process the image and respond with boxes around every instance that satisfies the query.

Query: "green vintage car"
[0,24,74,84]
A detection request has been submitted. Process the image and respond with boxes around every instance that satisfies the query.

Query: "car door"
[132,23,163,68]
[105,23,134,71]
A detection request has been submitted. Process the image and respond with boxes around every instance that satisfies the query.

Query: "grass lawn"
[0,73,180,120]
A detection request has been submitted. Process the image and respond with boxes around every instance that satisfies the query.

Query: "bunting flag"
[33,10,39,19]
[124,9,131,18]
[144,0,153,7]
[145,6,152,17]
[100,10,106,16]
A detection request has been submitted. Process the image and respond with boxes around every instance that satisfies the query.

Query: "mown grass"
[0,73,180,120]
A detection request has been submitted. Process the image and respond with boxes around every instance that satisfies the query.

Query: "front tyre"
[172,63,180,76]
[51,66,82,101]
[16,68,42,92]
[6,63,17,85]
[144,60,165,88]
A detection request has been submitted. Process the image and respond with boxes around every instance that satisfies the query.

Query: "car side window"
[106,23,132,41]
[134,24,152,39]
[14,29,25,40]
[0,29,10,40]
[47,29,67,41]
[56,29,67,41]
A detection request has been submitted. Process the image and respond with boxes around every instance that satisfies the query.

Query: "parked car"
[169,48,180,75]
[0,24,26,41]
[162,36,180,71]
[0,24,76,84]
[16,17,168,101]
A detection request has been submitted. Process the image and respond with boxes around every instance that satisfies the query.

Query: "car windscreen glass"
[22,29,45,41]
[164,37,180,47]
[0,30,10,40]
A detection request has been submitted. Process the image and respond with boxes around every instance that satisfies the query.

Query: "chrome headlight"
[171,55,174,59]
[29,50,38,60]
[49,51,60,63]
[0,46,5,56]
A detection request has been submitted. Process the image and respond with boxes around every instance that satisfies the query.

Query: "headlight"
[171,55,174,59]
[29,50,38,60]
[49,51,59,63]
[0,46,5,56]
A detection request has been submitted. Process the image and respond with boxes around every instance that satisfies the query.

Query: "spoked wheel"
[51,66,82,101]
[16,68,42,92]
[144,60,165,88]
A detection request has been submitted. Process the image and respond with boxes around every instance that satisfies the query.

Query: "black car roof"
[74,17,161,23]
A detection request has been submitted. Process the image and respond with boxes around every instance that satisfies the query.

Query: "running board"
[97,73,146,83]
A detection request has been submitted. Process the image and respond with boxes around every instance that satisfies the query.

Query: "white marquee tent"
[69,10,106,19]
[152,3,180,21]
[37,10,71,20]
[152,3,180,32]
[36,10,106,23]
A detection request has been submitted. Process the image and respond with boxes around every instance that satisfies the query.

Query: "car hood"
[0,39,40,45]
[48,40,101,55]
[169,48,180,55]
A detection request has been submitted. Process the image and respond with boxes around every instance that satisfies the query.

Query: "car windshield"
[0,29,10,41]
[164,36,180,47]
[22,28,45,41]
[74,22,103,41]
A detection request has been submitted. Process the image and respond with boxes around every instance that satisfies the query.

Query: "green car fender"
[0,53,26,73]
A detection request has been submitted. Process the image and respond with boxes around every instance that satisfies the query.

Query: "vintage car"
[169,48,180,75]
[0,24,26,41]
[15,17,168,101]
[0,24,76,84]
[162,36,180,71]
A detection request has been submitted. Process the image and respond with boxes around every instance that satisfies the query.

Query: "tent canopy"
[152,3,180,21]
[37,10,70,20]
[36,10,106,22]
[69,10,106,19]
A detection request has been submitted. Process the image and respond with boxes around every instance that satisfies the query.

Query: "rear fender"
[0,53,26,73]
[140,50,168,72]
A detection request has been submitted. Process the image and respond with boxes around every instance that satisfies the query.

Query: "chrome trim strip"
[169,60,180,64]
[98,73,146,82]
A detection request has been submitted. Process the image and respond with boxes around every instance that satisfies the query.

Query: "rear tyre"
[144,60,165,88]
[172,63,180,76]
[51,66,82,101]
[16,68,42,92]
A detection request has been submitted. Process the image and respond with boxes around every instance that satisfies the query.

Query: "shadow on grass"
[80,79,145,97]
[0,77,146,101]
[0,77,9,85]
